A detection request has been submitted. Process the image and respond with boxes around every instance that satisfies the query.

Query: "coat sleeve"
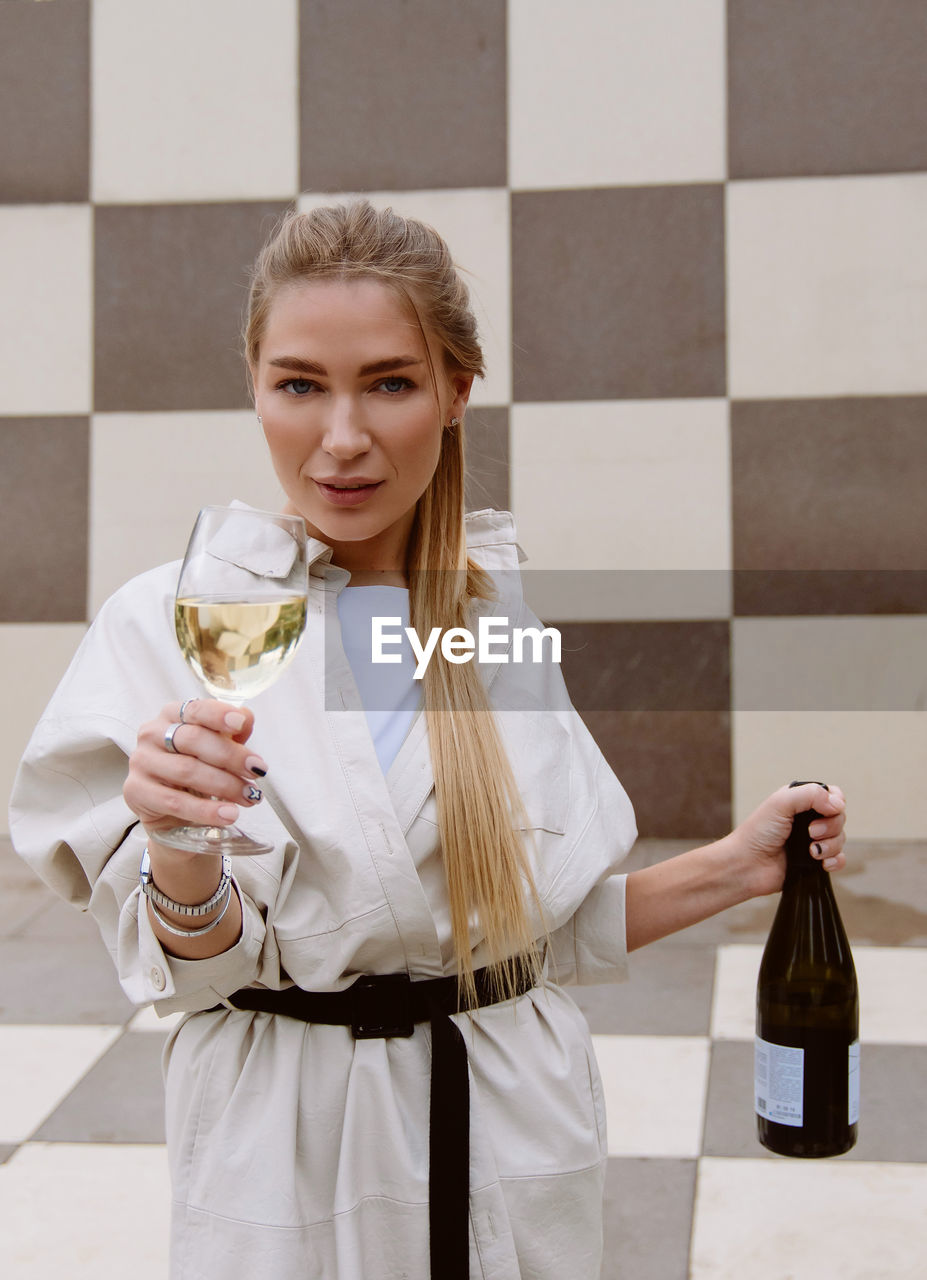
[541,726,635,988]
[8,566,270,1014]
[479,578,638,989]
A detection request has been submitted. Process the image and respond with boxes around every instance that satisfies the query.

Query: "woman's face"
[251,278,471,578]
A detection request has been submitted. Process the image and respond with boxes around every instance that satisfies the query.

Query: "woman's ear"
[448,372,474,424]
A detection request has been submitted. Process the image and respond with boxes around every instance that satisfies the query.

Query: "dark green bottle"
[755,783,859,1157]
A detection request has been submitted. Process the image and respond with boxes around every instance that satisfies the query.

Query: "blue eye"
[379,377,413,394]
[282,378,313,395]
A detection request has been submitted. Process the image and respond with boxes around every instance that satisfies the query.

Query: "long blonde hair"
[245,203,542,1002]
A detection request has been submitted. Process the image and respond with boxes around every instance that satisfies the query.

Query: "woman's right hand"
[124,698,269,836]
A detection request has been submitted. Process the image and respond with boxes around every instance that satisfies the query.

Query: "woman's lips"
[314,479,384,507]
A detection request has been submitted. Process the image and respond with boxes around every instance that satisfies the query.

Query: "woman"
[10,203,846,1279]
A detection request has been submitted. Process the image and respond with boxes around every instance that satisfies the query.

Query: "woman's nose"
[322,400,371,458]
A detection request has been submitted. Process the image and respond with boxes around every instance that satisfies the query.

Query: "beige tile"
[0,624,86,836]
[713,944,927,1045]
[0,206,92,415]
[592,1034,710,1157]
[89,411,284,610]
[298,189,511,406]
[728,175,927,397]
[692,1157,927,1278]
[732,710,927,838]
[0,1142,170,1279]
[512,400,730,571]
[733,617,927,711]
[510,0,725,188]
[92,0,298,201]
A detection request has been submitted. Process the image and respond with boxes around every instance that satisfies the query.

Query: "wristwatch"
[139,848,232,917]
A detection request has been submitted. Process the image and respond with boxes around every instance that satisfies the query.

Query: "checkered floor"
[3,836,926,1279]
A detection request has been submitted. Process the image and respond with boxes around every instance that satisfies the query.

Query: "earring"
[257,415,263,427]
[449,417,460,428]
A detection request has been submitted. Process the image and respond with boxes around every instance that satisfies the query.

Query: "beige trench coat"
[10,509,637,1279]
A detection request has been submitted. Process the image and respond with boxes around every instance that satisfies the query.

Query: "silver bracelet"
[140,848,232,916]
[146,881,234,938]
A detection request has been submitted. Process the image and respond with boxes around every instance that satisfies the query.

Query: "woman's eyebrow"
[267,355,424,376]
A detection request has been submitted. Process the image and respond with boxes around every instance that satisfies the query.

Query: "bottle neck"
[783,810,827,888]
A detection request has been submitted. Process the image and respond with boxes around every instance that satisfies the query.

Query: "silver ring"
[178,698,198,724]
[164,722,185,754]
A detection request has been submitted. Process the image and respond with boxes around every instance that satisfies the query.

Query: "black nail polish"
[251,766,267,778]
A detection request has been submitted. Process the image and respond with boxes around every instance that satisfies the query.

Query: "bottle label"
[754,1037,804,1126]
[848,1040,860,1125]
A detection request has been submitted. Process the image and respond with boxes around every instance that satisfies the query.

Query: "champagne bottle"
[755,782,859,1157]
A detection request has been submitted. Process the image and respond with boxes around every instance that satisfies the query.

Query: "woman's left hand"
[732,781,847,899]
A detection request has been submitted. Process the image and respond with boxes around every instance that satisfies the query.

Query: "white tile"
[728,174,927,397]
[511,400,731,581]
[89,411,284,611]
[733,617,927,712]
[0,206,91,415]
[0,624,86,837]
[127,1005,185,1034]
[0,1026,123,1143]
[712,945,927,1045]
[592,1034,710,1157]
[732,710,927,839]
[0,1142,170,1278]
[298,190,511,406]
[509,0,725,189]
[710,945,763,1041]
[692,1157,927,1279]
[93,0,298,202]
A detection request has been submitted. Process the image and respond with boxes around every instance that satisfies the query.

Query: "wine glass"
[155,504,309,856]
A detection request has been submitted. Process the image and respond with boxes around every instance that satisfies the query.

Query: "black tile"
[572,946,716,1036]
[602,1157,697,1280]
[94,202,292,412]
[732,398,927,614]
[512,187,726,401]
[581,710,732,840]
[34,1031,166,1144]
[299,0,507,191]
[464,406,509,514]
[730,0,927,178]
[0,0,90,202]
[0,417,88,622]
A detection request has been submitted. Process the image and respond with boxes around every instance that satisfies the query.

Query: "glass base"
[154,822,273,857]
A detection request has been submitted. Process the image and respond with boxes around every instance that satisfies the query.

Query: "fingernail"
[242,784,263,803]
[246,756,268,778]
[813,842,823,858]
[217,804,239,822]
[225,712,246,731]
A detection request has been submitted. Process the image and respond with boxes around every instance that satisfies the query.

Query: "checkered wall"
[2,0,926,839]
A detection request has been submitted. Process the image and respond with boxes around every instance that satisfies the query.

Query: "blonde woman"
[10,204,846,1280]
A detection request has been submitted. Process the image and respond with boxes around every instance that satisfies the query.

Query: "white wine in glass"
[156,505,309,856]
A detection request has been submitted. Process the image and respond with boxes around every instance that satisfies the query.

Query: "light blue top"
[336,585,421,775]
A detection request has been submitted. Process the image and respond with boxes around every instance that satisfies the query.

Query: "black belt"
[222,963,535,1280]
